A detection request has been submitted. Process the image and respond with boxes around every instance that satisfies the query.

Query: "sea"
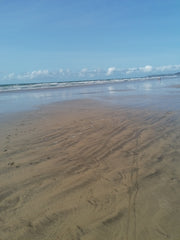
[0,75,180,114]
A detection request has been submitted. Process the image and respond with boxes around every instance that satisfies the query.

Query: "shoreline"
[0,75,180,115]
[1,75,175,93]
[1,99,180,239]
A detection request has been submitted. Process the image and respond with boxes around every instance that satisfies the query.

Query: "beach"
[1,0,180,238]
[0,96,180,240]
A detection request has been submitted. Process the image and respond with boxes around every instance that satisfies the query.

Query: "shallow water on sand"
[0,76,180,114]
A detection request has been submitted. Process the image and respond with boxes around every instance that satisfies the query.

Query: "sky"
[0,0,180,83]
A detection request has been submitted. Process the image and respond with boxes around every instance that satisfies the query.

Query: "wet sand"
[0,99,180,240]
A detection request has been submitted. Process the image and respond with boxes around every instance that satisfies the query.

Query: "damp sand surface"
[0,99,180,240]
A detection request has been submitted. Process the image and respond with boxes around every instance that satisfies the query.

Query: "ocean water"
[0,76,180,114]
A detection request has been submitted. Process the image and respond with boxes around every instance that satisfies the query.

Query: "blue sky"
[0,0,180,83]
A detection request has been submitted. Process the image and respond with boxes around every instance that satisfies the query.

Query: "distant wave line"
[0,75,176,93]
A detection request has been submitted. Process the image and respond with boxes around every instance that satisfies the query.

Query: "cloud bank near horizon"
[1,64,180,83]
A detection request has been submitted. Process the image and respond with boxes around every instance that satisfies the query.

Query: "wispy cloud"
[124,64,180,75]
[3,70,50,81]
[126,65,153,74]
[79,68,88,77]
[18,70,49,80]
[2,69,72,81]
[155,64,180,72]
[125,67,138,75]
[3,73,16,80]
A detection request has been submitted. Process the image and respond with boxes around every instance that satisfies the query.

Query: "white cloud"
[16,70,49,80]
[1,64,180,83]
[78,68,106,78]
[3,72,15,80]
[155,65,172,72]
[140,65,153,72]
[155,64,180,72]
[2,69,51,81]
[29,70,49,79]
[126,67,138,74]
[106,67,116,76]
[79,68,88,77]
[126,65,153,74]
[59,68,64,73]
[81,68,88,73]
